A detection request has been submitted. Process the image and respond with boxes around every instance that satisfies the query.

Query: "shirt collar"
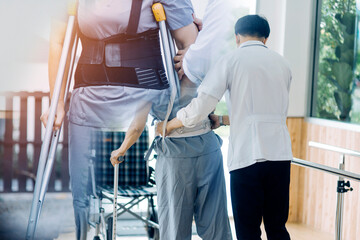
[239,40,267,49]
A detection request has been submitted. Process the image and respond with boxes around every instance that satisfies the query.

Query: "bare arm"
[156,114,230,136]
[48,20,68,101]
[173,15,203,80]
[156,93,219,136]
[156,117,184,136]
[110,103,152,166]
[171,23,199,86]
[40,19,69,131]
[171,22,198,50]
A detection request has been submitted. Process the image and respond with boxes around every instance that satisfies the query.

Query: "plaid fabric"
[92,129,149,188]
[100,185,157,197]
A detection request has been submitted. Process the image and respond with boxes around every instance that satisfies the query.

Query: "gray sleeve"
[159,0,194,30]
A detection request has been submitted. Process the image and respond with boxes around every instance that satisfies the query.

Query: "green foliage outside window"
[315,0,359,122]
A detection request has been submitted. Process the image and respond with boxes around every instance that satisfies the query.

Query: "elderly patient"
[157,15,293,240]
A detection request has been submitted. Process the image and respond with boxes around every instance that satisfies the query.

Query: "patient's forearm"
[117,125,146,154]
[49,19,70,102]
[113,103,151,157]
[110,121,147,166]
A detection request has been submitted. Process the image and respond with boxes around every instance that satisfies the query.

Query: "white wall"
[257,0,315,117]
[256,0,287,54]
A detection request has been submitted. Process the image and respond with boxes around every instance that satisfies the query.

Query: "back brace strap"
[78,29,164,69]
[75,29,168,90]
[127,0,143,35]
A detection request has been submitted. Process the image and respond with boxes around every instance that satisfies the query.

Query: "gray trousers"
[68,122,93,240]
[154,132,232,240]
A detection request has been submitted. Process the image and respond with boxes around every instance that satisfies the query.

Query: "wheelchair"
[88,128,159,240]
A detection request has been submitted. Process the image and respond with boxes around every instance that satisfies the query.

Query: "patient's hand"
[174,46,190,80]
[110,149,125,166]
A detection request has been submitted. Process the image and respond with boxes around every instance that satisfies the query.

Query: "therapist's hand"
[209,114,221,130]
[155,121,168,136]
[156,118,184,136]
[174,46,190,80]
[110,149,125,166]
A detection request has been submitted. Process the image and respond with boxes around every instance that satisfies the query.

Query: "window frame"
[309,0,323,118]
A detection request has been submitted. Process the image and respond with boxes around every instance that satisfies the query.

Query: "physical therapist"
[158,15,293,240]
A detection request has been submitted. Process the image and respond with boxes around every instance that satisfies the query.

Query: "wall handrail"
[292,158,360,182]
[309,141,360,158]
[307,141,360,240]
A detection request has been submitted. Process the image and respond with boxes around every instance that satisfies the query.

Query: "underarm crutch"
[152,3,181,136]
[26,2,79,240]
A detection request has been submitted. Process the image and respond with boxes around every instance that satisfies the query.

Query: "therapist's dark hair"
[235,15,270,39]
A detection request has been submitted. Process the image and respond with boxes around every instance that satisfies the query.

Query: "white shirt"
[177,41,293,171]
[182,0,231,84]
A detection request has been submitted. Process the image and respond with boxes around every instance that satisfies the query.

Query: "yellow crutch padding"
[152,3,167,22]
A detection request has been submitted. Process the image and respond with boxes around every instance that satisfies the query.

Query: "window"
[312,0,360,123]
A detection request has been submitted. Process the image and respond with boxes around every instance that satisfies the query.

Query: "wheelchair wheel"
[146,204,159,240]
[106,217,113,240]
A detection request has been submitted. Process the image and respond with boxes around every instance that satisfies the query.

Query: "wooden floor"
[271,222,333,240]
[57,221,334,240]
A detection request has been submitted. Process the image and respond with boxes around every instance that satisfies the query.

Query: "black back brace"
[74,0,169,90]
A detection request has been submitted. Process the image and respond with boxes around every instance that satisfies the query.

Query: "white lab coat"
[182,0,232,84]
[177,41,293,171]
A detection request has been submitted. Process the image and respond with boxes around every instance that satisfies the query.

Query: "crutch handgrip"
[152,3,166,22]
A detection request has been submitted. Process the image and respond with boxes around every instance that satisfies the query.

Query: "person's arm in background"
[156,55,230,136]
[160,0,198,86]
[171,24,199,87]
[174,0,232,82]
[160,0,198,48]
[156,92,218,135]
[171,23,198,51]
[40,18,70,131]
[110,102,151,166]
